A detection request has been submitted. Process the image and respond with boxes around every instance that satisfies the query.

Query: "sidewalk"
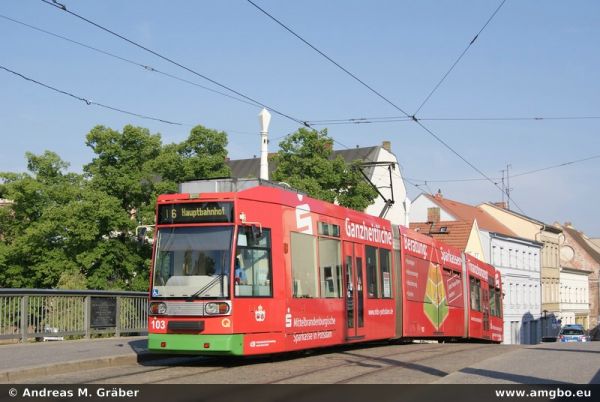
[0,336,158,383]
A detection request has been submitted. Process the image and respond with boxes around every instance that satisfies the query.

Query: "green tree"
[0,151,82,287]
[0,123,232,291]
[271,128,377,211]
[84,125,162,214]
[149,124,231,189]
[0,151,148,290]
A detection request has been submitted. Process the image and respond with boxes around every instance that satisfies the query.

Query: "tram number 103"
[150,319,167,330]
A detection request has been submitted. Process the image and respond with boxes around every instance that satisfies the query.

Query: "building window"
[529,284,534,307]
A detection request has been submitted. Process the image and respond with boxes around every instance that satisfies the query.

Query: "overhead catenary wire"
[414,119,526,213]
[245,0,413,119]
[511,154,600,178]
[271,128,352,151]
[413,0,507,116]
[245,0,525,214]
[0,65,182,126]
[402,175,435,196]
[41,0,309,128]
[304,115,600,126]
[0,14,262,110]
[405,154,600,183]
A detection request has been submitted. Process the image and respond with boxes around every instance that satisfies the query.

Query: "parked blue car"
[558,325,589,342]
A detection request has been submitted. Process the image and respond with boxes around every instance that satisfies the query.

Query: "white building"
[488,232,543,344]
[227,141,411,225]
[558,267,591,328]
[411,193,543,344]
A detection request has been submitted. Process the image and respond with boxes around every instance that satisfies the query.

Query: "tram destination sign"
[158,202,234,224]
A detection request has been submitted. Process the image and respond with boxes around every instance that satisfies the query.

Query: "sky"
[1,0,599,236]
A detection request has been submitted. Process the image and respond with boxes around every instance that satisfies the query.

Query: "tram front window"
[151,226,232,298]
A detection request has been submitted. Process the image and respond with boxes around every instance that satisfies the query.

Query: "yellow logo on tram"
[423,263,449,330]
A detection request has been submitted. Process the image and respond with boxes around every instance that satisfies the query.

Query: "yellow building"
[479,203,562,335]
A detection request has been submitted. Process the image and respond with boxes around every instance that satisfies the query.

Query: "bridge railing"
[0,289,148,342]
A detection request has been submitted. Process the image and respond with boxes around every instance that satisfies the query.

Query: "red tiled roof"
[424,194,516,237]
[410,220,474,251]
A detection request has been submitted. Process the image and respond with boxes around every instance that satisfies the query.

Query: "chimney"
[492,202,507,209]
[427,207,440,223]
[382,141,391,152]
[434,189,443,199]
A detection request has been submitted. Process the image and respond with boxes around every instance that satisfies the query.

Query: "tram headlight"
[149,302,167,315]
[205,302,230,315]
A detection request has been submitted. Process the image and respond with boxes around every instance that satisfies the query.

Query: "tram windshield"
[151,226,233,298]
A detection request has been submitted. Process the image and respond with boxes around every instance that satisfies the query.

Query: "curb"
[0,353,165,383]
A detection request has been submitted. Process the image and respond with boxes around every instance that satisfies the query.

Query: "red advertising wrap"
[147,180,503,356]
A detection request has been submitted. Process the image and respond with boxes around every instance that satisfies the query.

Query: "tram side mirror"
[136,226,148,245]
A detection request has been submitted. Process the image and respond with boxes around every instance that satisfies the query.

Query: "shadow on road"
[340,350,448,378]
[531,347,600,355]
[458,367,571,384]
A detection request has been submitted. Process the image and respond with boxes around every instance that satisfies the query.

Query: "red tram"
[148,179,503,355]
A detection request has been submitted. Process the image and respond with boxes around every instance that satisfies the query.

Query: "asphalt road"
[4,340,599,384]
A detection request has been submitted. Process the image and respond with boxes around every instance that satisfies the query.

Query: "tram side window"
[318,238,342,298]
[235,228,272,297]
[379,249,392,298]
[470,276,481,311]
[366,246,380,298]
[291,232,318,298]
[494,287,502,318]
[489,286,498,317]
[443,267,462,280]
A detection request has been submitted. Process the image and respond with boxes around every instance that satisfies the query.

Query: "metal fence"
[0,289,148,342]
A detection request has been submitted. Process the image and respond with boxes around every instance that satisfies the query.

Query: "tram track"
[264,343,454,384]
[109,342,481,384]
[134,342,413,384]
[88,352,294,384]
[16,342,503,384]
[91,355,240,384]
[90,356,224,385]
[333,344,492,384]
[75,342,449,384]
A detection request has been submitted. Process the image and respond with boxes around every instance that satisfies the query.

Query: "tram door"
[343,242,365,339]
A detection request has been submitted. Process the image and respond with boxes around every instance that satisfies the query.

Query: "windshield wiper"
[186,274,223,302]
